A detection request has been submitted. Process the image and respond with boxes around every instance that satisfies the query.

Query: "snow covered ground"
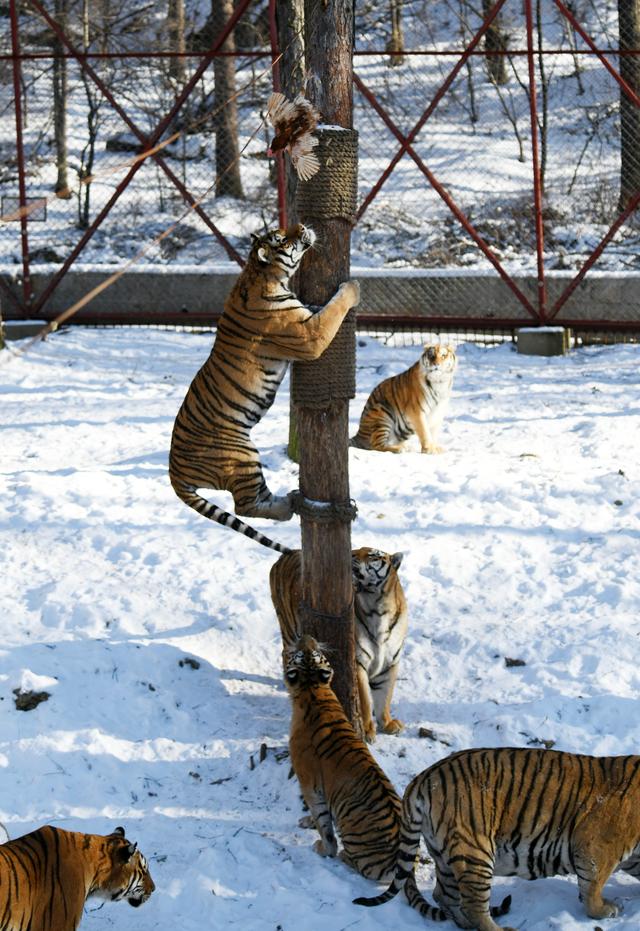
[1,324,640,930]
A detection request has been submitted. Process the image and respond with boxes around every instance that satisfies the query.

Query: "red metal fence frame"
[2,0,640,331]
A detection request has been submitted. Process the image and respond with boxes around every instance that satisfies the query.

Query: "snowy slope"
[1,326,639,929]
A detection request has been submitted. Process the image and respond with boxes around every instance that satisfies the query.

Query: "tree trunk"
[618,0,640,211]
[295,0,362,733]
[276,0,305,225]
[53,0,71,198]
[212,0,244,199]
[387,0,405,66]
[275,0,306,461]
[167,0,186,83]
[482,0,509,86]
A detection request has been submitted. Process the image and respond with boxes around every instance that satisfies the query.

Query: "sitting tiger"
[350,343,457,453]
[284,635,435,911]
[0,824,154,930]
[270,546,408,742]
[169,223,360,554]
[354,746,640,929]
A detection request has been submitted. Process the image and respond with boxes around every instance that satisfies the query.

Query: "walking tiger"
[0,824,154,931]
[354,746,640,929]
[270,546,408,741]
[169,223,360,554]
[351,344,456,454]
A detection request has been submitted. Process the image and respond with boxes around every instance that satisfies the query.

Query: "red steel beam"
[546,0,640,319]
[356,0,511,221]
[548,188,640,321]
[18,309,639,333]
[26,0,251,316]
[5,48,640,62]
[354,75,539,321]
[553,0,640,108]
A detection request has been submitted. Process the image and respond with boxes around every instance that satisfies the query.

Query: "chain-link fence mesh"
[2,0,640,331]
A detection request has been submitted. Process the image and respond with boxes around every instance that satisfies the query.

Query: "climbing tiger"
[270,546,408,741]
[353,746,640,929]
[169,223,360,554]
[350,343,457,453]
[0,824,154,931]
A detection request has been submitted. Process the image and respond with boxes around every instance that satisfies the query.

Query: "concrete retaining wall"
[1,266,639,328]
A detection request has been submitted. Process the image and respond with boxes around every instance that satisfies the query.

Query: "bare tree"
[482,0,509,85]
[167,0,185,84]
[387,0,405,66]
[52,0,71,197]
[211,0,244,199]
[276,0,305,222]
[618,0,640,211]
[276,0,306,464]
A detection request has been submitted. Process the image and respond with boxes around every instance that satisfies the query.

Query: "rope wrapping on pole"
[290,490,357,523]
[292,126,358,408]
[295,127,359,224]
[298,596,356,643]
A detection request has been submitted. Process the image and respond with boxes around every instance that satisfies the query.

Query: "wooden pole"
[295,0,362,731]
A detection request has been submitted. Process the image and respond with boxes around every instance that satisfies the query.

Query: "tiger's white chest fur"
[351,548,408,741]
[355,587,407,679]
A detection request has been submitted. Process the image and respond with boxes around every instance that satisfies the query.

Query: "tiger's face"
[420,344,457,377]
[251,223,316,276]
[102,829,155,908]
[284,634,333,691]
[352,547,403,594]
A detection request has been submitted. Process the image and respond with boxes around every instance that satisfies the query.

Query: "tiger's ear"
[391,552,403,570]
[256,244,270,264]
[117,841,138,863]
[113,826,126,837]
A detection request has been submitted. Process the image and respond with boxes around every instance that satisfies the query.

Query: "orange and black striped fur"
[0,825,154,931]
[284,636,442,914]
[351,344,456,453]
[271,547,408,742]
[169,223,360,553]
[354,746,640,929]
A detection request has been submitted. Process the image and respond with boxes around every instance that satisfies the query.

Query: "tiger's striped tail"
[403,873,448,920]
[353,785,425,911]
[176,486,293,555]
[355,872,511,922]
[353,866,447,918]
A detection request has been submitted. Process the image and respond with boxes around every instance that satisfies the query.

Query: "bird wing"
[290,134,321,181]
[266,92,299,128]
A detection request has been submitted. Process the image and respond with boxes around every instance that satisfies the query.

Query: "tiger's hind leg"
[370,663,404,736]
[299,786,338,859]
[226,443,294,521]
[573,833,620,920]
[449,855,515,931]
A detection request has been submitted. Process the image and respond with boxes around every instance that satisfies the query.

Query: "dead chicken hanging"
[266,92,321,181]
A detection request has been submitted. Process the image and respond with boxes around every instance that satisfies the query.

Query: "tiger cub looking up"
[169,223,360,554]
[270,546,408,742]
[351,343,457,454]
[354,746,640,929]
[284,635,438,913]
[0,824,154,931]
